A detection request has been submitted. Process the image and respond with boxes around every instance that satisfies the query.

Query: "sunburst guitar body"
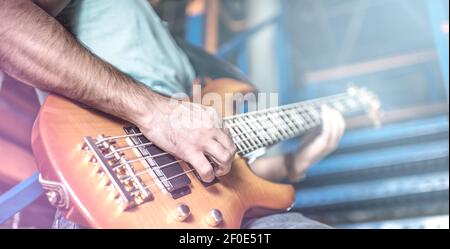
[32,79,296,228]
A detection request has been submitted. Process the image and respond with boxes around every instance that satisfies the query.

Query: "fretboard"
[224,92,369,156]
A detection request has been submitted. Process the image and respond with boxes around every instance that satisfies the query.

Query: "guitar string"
[97,95,358,157]
[99,106,324,156]
[96,103,320,145]
[122,160,183,181]
[108,149,220,182]
[121,159,216,182]
[107,154,216,193]
[120,160,179,181]
[99,115,320,159]
[142,169,197,191]
[104,142,153,158]
[119,158,218,190]
[96,108,313,151]
[95,93,357,148]
[95,93,351,143]
[112,152,170,169]
[96,133,143,145]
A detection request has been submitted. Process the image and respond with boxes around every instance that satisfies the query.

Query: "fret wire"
[242,116,261,148]
[232,132,270,148]
[225,93,362,139]
[234,119,261,153]
[240,116,265,149]
[279,110,299,133]
[299,107,318,129]
[225,122,246,153]
[226,109,301,133]
[235,119,256,153]
[230,119,248,151]
[278,110,299,137]
[227,105,325,154]
[223,92,350,122]
[290,114,310,132]
[239,116,272,148]
[248,114,271,147]
[268,111,295,138]
[233,118,254,152]
[226,102,319,133]
[236,117,254,147]
[285,108,307,132]
[276,114,292,137]
[257,113,278,145]
[227,123,248,151]
[266,112,285,141]
[279,109,301,136]
[239,117,264,152]
[227,109,305,146]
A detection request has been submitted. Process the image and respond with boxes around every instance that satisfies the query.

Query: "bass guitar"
[32,78,380,228]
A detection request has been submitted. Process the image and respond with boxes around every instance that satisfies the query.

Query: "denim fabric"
[52,209,331,229]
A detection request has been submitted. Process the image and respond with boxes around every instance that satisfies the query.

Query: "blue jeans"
[53,209,331,229]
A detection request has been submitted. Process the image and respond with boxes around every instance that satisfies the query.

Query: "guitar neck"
[224,92,369,156]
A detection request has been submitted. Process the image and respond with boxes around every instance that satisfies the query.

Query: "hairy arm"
[0,0,236,182]
[0,0,162,125]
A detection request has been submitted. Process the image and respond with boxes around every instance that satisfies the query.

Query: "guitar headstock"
[347,85,383,128]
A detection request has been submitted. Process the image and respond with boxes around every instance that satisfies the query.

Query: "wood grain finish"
[32,79,295,228]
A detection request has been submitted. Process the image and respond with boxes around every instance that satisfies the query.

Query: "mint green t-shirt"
[58,0,195,97]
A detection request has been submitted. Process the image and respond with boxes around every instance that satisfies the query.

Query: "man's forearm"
[0,0,164,125]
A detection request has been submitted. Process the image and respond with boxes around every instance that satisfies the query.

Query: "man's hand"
[290,106,346,178]
[137,100,237,183]
[250,106,346,182]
